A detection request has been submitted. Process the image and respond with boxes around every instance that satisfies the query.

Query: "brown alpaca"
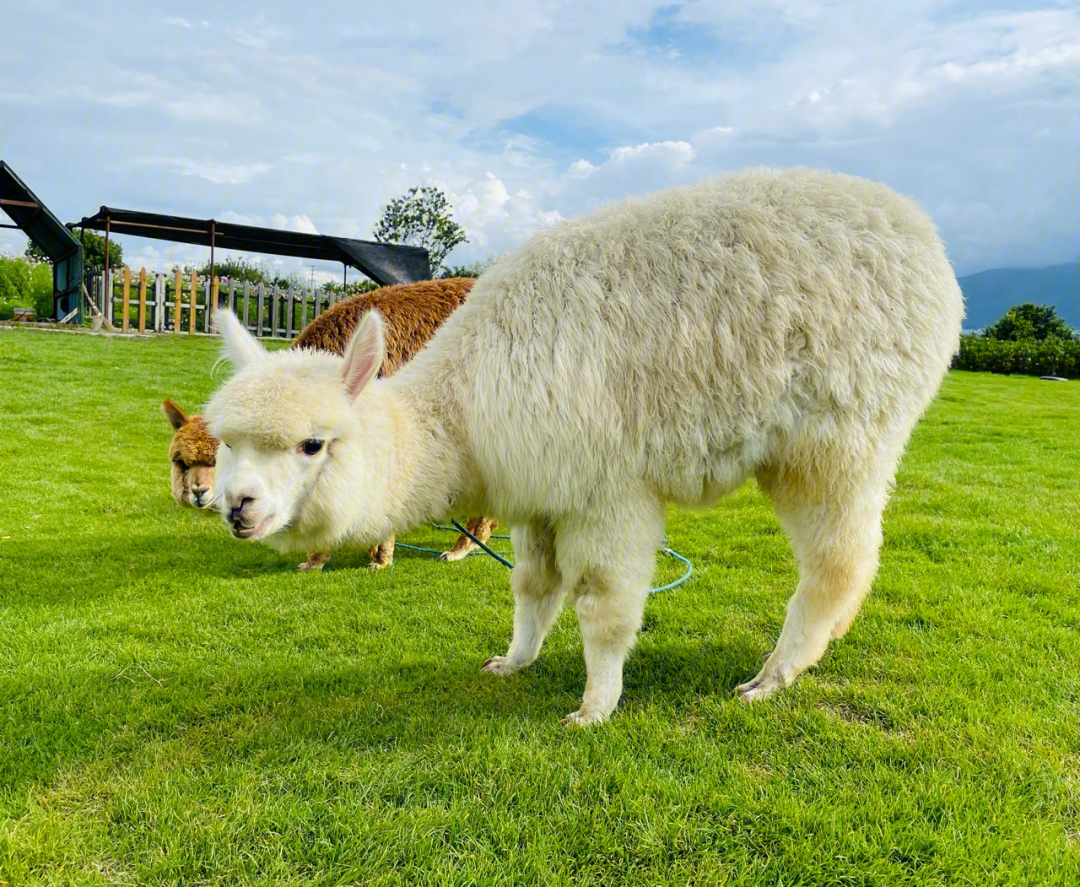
[163,401,216,509]
[164,277,497,569]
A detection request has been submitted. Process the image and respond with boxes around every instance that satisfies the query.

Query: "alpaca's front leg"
[297,550,331,572]
[560,572,651,726]
[482,523,562,675]
[557,502,664,726]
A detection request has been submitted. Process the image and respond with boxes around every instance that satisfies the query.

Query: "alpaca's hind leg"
[368,536,395,569]
[482,523,562,676]
[440,516,498,562]
[558,501,665,726]
[738,474,888,701]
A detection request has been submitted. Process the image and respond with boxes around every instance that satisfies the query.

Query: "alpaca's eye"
[175,460,188,472]
[301,439,324,456]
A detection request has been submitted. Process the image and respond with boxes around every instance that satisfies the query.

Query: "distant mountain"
[957,262,1080,331]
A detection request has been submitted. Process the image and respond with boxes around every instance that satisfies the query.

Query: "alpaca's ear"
[217,309,264,367]
[162,399,188,430]
[342,311,386,401]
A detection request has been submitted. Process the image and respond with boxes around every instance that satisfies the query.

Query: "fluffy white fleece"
[206,167,964,725]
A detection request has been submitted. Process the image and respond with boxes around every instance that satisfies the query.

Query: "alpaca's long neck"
[352,375,478,540]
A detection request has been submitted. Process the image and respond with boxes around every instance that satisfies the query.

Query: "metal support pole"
[102,215,111,320]
[209,220,216,304]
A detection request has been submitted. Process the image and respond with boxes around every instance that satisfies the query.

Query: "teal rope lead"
[450,519,516,569]
[652,546,693,594]
[398,523,693,595]
[447,520,692,595]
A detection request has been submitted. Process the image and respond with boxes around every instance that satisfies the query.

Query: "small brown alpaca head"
[162,399,219,511]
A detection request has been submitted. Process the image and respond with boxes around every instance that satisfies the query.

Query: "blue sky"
[1,0,1078,281]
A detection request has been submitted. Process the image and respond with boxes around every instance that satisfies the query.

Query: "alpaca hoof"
[367,559,392,570]
[296,560,325,572]
[438,549,469,562]
[481,656,519,676]
[559,708,608,727]
[736,671,785,702]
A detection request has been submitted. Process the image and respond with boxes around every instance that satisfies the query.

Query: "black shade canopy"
[75,206,432,286]
[0,161,82,263]
[1,160,84,318]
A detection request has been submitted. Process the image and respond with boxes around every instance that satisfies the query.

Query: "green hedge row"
[952,335,1080,378]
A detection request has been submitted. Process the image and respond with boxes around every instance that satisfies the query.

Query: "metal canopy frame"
[0,161,84,320]
[75,206,431,289]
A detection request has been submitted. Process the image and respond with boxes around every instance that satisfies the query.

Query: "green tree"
[439,255,498,279]
[321,278,381,298]
[0,259,16,312]
[983,303,1073,341]
[0,255,51,320]
[26,229,123,271]
[28,261,52,319]
[373,186,467,274]
[192,257,272,286]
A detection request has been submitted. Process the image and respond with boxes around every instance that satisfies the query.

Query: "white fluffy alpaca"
[206,168,963,725]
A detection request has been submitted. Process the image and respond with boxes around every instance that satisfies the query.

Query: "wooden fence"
[93,269,346,339]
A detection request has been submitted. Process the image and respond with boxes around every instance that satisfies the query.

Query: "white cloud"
[229,26,282,51]
[568,159,597,180]
[269,213,319,235]
[560,141,700,207]
[163,95,258,124]
[218,211,319,234]
[140,159,275,185]
[449,174,512,246]
[606,141,696,167]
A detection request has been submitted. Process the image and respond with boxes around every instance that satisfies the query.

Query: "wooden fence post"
[137,267,147,333]
[300,287,309,332]
[210,276,220,332]
[242,281,250,330]
[256,283,265,337]
[121,266,131,332]
[270,286,280,338]
[173,268,182,333]
[188,270,197,334]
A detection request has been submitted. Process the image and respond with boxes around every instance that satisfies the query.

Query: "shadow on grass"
[2,624,767,813]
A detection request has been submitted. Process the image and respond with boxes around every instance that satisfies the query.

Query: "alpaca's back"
[400,168,963,518]
[294,278,474,373]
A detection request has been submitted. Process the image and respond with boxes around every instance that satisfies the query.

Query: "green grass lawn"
[1,327,1078,886]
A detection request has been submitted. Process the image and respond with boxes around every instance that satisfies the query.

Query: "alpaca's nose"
[191,484,211,506]
[228,497,255,524]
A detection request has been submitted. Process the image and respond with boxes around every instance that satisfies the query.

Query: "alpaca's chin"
[230,514,280,541]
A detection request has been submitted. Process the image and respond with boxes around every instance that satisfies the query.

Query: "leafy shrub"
[952,303,1080,377]
[0,255,52,320]
[952,334,1080,378]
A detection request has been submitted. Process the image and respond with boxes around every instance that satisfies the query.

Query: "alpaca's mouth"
[231,515,274,540]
